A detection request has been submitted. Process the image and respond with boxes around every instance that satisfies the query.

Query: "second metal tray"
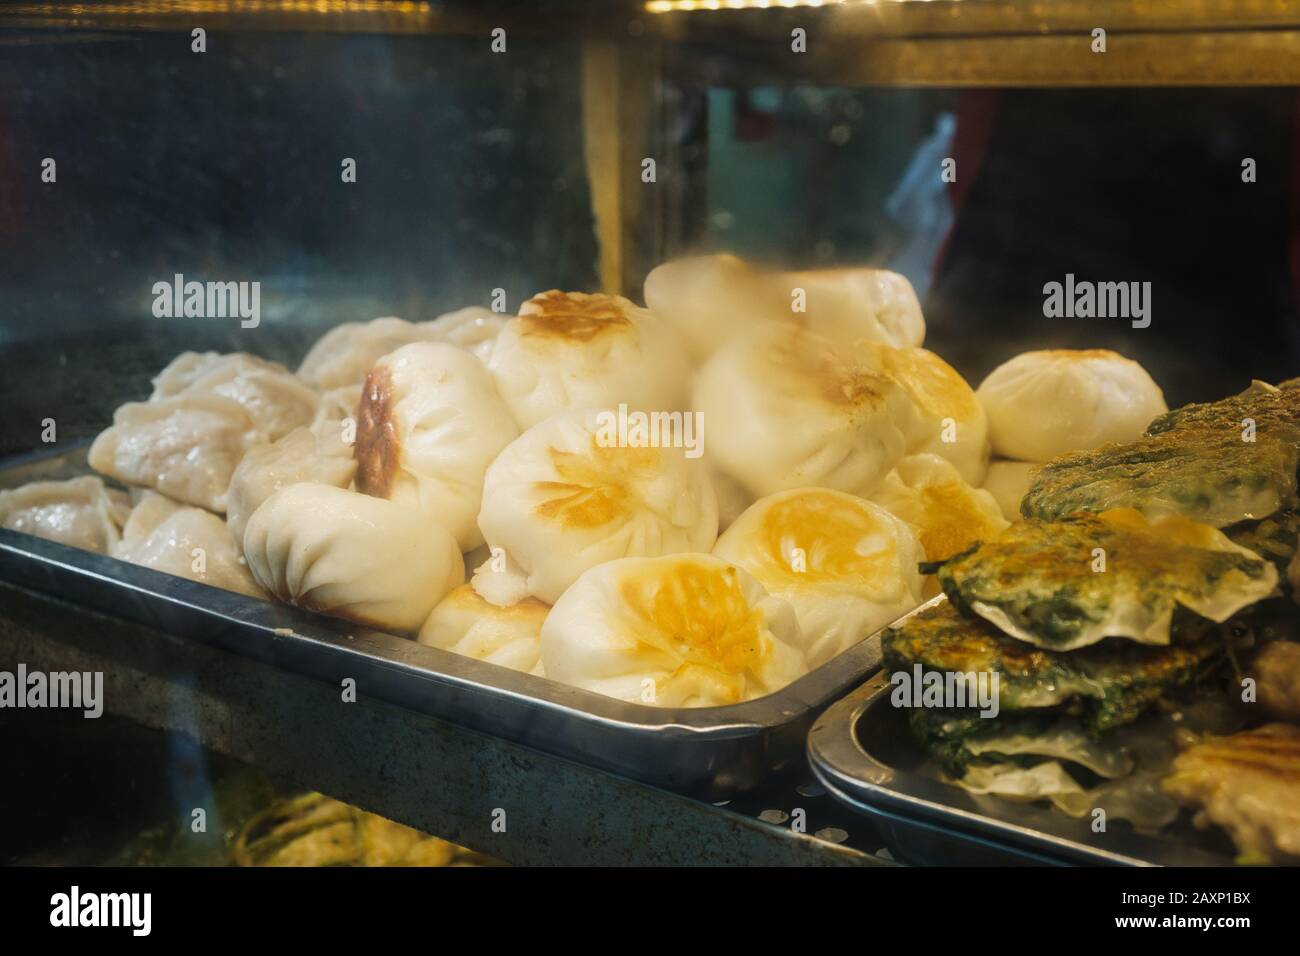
[0,444,893,802]
[806,671,1237,866]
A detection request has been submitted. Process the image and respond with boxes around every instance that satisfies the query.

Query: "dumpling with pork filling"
[89,392,262,513]
[486,290,688,430]
[150,351,318,442]
[225,426,357,544]
[476,409,718,604]
[418,584,548,676]
[540,553,808,706]
[0,476,130,554]
[113,493,265,599]
[297,317,443,390]
[353,341,519,551]
[242,483,463,633]
[693,322,910,499]
[713,488,925,668]
[868,453,1009,565]
[861,342,989,484]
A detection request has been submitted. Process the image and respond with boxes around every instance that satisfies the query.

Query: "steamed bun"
[421,306,508,363]
[242,483,463,632]
[225,426,357,544]
[869,454,1009,563]
[976,349,1167,462]
[864,343,990,484]
[477,409,718,604]
[487,290,688,430]
[643,254,784,365]
[784,268,926,349]
[540,553,808,706]
[0,476,130,555]
[983,460,1039,522]
[418,584,548,675]
[114,494,265,599]
[354,342,518,550]
[693,323,910,499]
[713,488,925,667]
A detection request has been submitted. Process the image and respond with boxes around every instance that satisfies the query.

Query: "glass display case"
[3,1,1300,872]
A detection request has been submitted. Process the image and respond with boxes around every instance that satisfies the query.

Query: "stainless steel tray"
[806,670,1237,866]
[0,444,886,801]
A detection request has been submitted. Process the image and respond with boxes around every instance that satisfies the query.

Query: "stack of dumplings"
[1,253,1172,709]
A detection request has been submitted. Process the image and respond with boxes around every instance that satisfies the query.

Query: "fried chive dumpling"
[881,602,1227,736]
[931,509,1277,650]
[1023,379,1300,528]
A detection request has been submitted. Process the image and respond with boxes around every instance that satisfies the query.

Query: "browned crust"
[354,364,399,500]
[518,290,633,342]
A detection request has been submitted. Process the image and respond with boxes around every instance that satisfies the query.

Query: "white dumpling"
[693,322,910,499]
[783,267,926,349]
[862,342,990,485]
[297,317,443,390]
[152,351,317,442]
[869,453,1009,564]
[242,483,463,633]
[225,426,358,544]
[643,254,785,366]
[420,306,509,363]
[982,460,1039,523]
[486,290,689,430]
[976,349,1168,462]
[0,476,130,554]
[353,342,519,551]
[89,392,262,513]
[540,553,808,706]
[113,497,265,599]
[713,488,925,668]
[477,408,718,604]
[417,584,548,675]
[310,384,362,438]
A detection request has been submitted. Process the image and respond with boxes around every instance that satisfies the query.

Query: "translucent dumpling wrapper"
[540,553,809,707]
[151,351,318,442]
[354,341,519,551]
[935,508,1280,651]
[783,267,926,350]
[869,454,1009,565]
[486,290,689,430]
[225,426,358,544]
[242,483,464,632]
[311,384,362,438]
[976,349,1167,463]
[693,322,910,499]
[713,488,925,668]
[297,317,444,390]
[477,408,718,604]
[642,254,787,366]
[420,306,509,364]
[982,459,1038,523]
[89,392,262,513]
[0,476,131,555]
[113,495,266,599]
[861,342,990,485]
[418,584,548,676]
